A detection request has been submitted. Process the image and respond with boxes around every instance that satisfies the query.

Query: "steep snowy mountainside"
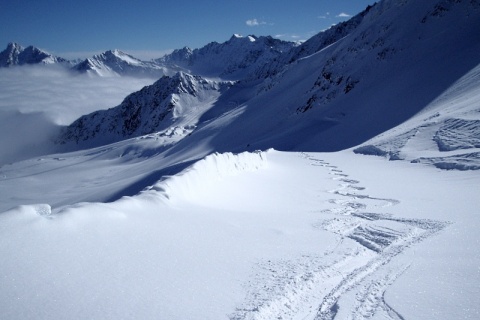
[57,72,232,148]
[72,49,167,78]
[222,0,480,153]
[155,34,297,80]
[0,42,69,67]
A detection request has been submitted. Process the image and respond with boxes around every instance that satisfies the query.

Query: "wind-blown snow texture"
[1,0,480,319]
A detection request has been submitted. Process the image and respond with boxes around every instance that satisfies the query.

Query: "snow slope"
[234,0,480,153]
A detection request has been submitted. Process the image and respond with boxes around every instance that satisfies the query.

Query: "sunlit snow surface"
[0,149,479,319]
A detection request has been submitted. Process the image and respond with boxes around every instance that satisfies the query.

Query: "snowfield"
[1,149,479,319]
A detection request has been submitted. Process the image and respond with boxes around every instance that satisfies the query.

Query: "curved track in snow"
[308,152,449,320]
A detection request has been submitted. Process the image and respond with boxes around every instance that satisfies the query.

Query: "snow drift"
[0,150,271,320]
[142,150,269,203]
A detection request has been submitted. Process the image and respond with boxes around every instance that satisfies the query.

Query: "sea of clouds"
[0,65,155,164]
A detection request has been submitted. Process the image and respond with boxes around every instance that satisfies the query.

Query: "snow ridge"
[141,150,269,202]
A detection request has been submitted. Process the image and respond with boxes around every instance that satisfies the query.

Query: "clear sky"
[1,0,377,60]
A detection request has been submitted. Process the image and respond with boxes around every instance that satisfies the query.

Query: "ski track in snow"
[230,153,450,320]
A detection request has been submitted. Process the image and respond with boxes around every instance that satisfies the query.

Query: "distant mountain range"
[0,42,70,67]
[0,35,297,79]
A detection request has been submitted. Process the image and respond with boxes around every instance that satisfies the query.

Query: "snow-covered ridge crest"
[3,151,268,217]
[142,150,269,203]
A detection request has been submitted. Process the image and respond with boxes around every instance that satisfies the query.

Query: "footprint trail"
[230,153,449,320]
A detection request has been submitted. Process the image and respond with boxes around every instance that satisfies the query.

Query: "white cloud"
[54,50,105,60]
[0,65,154,163]
[246,18,266,27]
[0,65,154,125]
[336,12,351,18]
[318,12,331,19]
[274,33,309,43]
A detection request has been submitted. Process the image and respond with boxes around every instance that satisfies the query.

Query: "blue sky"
[1,0,377,60]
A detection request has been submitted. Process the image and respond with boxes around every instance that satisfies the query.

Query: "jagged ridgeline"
[0,42,70,67]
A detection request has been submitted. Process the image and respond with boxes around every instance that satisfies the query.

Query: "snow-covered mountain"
[0,42,69,67]
[155,34,297,80]
[72,49,167,78]
[57,72,232,147]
